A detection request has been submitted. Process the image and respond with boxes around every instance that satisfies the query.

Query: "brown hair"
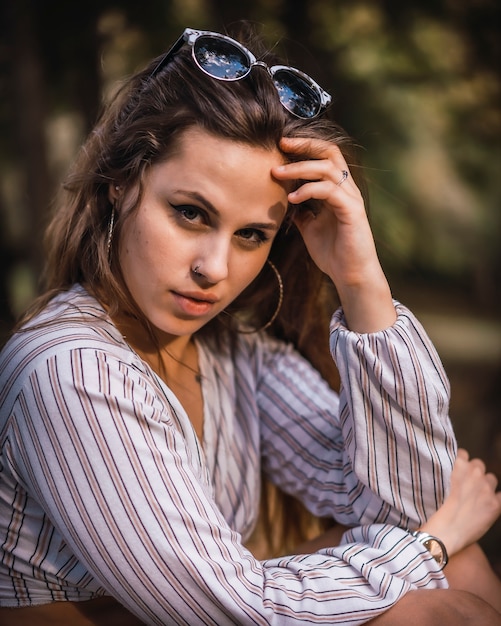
[20,23,367,556]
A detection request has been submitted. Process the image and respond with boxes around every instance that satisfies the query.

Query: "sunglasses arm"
[149,29,193,78]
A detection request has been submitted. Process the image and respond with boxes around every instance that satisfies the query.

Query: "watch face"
[423,537,445,566]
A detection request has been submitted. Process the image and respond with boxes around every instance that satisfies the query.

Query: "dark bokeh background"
[0,0,499,569]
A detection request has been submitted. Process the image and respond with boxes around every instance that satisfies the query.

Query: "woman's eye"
[237,228,269,247]
[173,205,203,223]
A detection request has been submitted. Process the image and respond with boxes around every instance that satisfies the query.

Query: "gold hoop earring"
[106,207,116,261]
[238,259,283,334]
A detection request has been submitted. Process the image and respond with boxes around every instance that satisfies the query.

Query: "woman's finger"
[273,159,349,185]
[485,472,498,491]
[287,180,344,204]
[279,135,343,156]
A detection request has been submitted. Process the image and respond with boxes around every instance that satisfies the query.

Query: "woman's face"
[117,126,289,339]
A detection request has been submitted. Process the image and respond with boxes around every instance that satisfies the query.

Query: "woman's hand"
[272,137,396,332]
[421,449,501,557]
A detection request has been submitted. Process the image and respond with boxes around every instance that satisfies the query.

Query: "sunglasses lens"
[272,69,320,119]
[193,36,250,80]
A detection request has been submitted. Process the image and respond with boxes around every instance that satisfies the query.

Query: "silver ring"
[336,170,349,186]
[193,264,202,276]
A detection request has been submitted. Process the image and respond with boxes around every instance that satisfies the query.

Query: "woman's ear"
[108,183,122,204]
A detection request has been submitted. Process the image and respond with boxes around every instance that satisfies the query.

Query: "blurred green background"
[0,0,500,569]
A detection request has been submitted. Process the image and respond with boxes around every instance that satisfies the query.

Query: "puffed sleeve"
[256,302,456,529]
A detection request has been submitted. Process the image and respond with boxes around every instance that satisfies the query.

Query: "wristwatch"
[410,530,449,569]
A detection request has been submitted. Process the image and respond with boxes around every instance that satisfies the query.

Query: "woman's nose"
[193,237,230,284]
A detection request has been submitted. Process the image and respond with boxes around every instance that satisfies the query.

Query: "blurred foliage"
[0,0,499,325]
[0,0,500,567]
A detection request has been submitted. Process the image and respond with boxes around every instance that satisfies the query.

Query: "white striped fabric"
[0,284,455,624]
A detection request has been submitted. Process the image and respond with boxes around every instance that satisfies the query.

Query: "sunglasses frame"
[149,28,332,119]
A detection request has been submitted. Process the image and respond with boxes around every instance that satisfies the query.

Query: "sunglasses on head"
[150,28,332,119]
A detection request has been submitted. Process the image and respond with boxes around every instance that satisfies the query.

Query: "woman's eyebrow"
[245,221,281,232]
[174,189,281,231]
[174,190,219,215]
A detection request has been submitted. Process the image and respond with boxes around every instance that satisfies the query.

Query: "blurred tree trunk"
[2,0,51,302]
[277,0,311,46]
[0,192,15,341]
[41,0,103,133]
[277,0,327,74]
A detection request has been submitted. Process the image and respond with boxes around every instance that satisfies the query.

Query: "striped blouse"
[0,284,456,624]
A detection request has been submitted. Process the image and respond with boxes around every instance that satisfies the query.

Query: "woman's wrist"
[418,520,462,558]
[336,274,396,333]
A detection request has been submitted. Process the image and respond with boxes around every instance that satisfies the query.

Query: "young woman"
[1,25,500,625]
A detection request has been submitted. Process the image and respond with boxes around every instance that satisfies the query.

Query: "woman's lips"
[171,291,219,317]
